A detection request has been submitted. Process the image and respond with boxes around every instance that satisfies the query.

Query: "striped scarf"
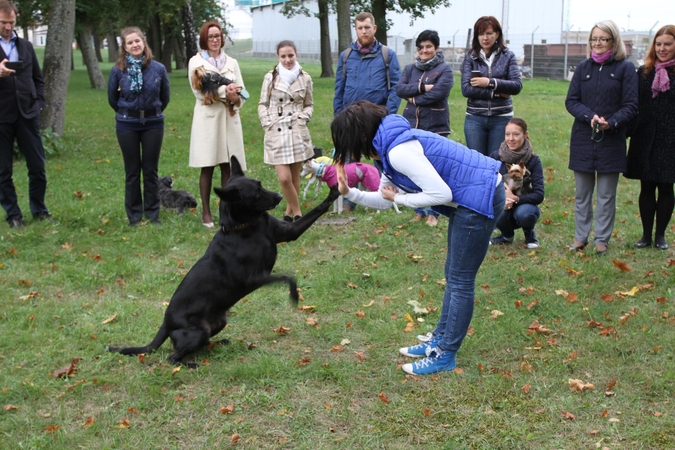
[652,59,675,98]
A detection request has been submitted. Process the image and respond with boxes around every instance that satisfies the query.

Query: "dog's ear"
[506,163,513,170]
[519,162,526,169]
[191,69,203,90]
[214,186,241,203]
[230,156,245,178]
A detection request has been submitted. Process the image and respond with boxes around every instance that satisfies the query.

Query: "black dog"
[108,156,339,366]
[158,176,198,214]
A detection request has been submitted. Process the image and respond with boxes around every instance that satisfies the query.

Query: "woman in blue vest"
[331,100,505,375]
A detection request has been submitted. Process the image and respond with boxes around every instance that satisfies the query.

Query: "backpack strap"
[341,45,390,91]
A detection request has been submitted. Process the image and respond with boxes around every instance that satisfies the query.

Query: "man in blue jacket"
[0,0,51,228]
[334,12,401,116]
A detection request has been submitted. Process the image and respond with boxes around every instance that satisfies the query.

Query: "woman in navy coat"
[565,20,637,255]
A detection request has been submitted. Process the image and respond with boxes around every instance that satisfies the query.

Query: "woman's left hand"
[381,186,398,202]
[470,77,489,88]
[225,83,240,103]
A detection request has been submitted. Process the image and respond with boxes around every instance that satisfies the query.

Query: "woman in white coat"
[258,40,314,221]
[188,21,247,228]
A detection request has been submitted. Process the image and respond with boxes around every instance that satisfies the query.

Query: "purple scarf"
[652,59,675,98]
[356,38,377,55]
[591,49,613,65]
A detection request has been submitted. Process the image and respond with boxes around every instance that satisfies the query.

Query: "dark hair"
[199,21,224,51]
[276,40,297,54]
[471,16,506,55]
[416,30,440,49]
[0,0,18,16]
[331,101,389,165]
[644,25,675,75]
[116,27,153,70]
[507,117,528,134]
[354,12,375,25]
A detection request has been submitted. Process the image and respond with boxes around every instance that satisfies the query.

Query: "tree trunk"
[317,0,333,77]
[336,0,351,54]
[107,30,118,62]
[93,31,103,62]
[174,32,187,70]
[161,30,175,74]
[40,0,76,136]
[147,14,162,62]
[181,2,199,66]
[76,27,106,89]
[371,0,387,46]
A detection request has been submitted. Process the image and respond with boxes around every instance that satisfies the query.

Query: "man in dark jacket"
[0,0,51,228]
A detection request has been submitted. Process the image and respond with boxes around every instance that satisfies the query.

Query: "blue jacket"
[565,57,637,173]
[396,61,453,134]
[373,115,501,218]
[461,48,522,116]
[334,41,401,115]
[108,60,170,126]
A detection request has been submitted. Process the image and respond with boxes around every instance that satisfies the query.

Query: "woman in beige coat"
[188,21,247,228]
[258,40,314,221]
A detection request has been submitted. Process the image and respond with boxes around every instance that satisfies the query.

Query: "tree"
[181,1,198,66]
[40,0,76,136]
[336,0,351,53]
[76,25,105,89]
[280,0,333,78]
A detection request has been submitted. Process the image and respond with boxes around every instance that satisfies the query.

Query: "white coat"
[188,53,247,170]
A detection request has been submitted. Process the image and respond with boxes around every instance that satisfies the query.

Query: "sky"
[568,0,672,32]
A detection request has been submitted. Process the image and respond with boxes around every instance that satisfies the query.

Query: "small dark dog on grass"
[158,176,198,214]
[108,156,339,367]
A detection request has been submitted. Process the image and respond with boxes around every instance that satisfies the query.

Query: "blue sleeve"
[160,65,170,111]
[108,67,121,112]
[494,52,523,95]
[395,64,417,99]
[334,50,346,115]
[410,64,454,106]
[607,61,638,131]
[460,55,492,100]
[386,51,401,114]
[565,60,593,124]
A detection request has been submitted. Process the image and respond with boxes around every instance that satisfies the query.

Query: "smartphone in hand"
[5,61,23,70]
[471,70,481,78]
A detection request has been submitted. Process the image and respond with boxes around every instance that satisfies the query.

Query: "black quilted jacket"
[565,57,638,173]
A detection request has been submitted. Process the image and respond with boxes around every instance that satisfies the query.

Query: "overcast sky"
[568,0,671,32]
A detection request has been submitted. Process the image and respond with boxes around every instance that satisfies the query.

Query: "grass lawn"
[0,51,673,449]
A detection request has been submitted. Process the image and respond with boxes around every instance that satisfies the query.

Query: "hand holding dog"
[503,184,518,210]
[381,185,398,202]
[225,83,241,104]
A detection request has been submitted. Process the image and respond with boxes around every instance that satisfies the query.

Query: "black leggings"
[116,128,164,222]
[639,180,674,239]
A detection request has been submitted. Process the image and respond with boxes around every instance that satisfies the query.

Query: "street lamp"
[530,26,539,78]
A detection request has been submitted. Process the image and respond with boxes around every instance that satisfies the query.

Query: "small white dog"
[300,159,401,214]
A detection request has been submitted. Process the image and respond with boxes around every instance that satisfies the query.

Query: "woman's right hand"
[336,164,350,196]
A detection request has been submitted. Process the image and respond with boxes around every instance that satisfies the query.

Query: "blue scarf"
[126,55,144,93]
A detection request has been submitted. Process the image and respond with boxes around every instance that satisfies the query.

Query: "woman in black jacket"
[461,16,522,156]
[489,118,544,249]
[625,25,675,250]
[396,29,453,226]
[565,20,637,255]
[108,27,170,226]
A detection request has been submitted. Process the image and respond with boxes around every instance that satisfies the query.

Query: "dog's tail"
[107,322,170,356]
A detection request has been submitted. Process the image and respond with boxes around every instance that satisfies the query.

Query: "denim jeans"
[433,183,505,352]
[463,114,512,156]
[414,207,439,218]
[496,203,540,237]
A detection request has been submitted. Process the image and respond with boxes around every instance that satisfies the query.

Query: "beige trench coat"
[188,53,247,170]
[258,66,314,165]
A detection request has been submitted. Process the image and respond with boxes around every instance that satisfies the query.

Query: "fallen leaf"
[609,418,620,423]
[612,260,631,272]
[306,317,318,327]
[220,404,234,414]
[101,314,118,324]
[607,379,617,390]
[490,310,504,319]
[363,300,375,307]
[230,434,240,443]
[521,384,532,394]
[562,410,576,420]
[354,351,365,362]
[116,419,131,429]
[423,409,431,416]
[4,404,18,411]
[82,417,94,427]
[407,300,429,314]
[453,367,464,375]
[273,326,292,334]
[330,345,343,352]
[45,424,60,433]
[569,379,594,392]
[378,392,390,403]
[171,366,181,375]
[347,282,358,289]
[297,305,316,311]
[526,320,551,335]
[355,309,366,318]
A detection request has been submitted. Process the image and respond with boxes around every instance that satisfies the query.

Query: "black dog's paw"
[327,185,341,203]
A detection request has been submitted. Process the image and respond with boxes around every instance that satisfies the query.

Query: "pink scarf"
[591,49,613,65]
[652,59,675,98]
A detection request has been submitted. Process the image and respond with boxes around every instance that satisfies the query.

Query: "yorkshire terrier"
[158,176,198,215]
[191,66,249,115]
[503,162,530,196]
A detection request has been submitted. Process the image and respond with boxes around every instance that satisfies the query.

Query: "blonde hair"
[587,20,627,60]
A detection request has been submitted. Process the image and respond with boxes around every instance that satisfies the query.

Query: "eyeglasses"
[589,38,613,44]
[207,35,221,41]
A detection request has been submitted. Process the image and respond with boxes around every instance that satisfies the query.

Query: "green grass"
[0,50,674,449]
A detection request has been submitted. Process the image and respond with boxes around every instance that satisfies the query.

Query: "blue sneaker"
[401,347,456,375]
[399,335,441,357]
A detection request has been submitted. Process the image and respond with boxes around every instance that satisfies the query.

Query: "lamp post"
[564,24,573,80]
[530,25,539,78]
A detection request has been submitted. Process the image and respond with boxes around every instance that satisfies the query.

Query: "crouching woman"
[332,100,505,375]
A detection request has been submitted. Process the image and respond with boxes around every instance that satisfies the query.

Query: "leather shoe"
[595,244,608,256]
[9,217,24,228]
[568,241,587,251]
[34,212,53,222]
[635,238,652,249]
[655,236,669,250]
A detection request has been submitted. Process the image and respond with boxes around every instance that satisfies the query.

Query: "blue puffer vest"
[373,115,501,218]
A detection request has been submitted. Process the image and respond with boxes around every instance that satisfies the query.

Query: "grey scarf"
[414,49,445,71]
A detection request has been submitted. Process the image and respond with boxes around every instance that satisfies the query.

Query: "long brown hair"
[643,25,675,75]
[471,16,506,56]
[115,27,153,70]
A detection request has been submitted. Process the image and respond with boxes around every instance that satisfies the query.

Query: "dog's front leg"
[275,186,340,243]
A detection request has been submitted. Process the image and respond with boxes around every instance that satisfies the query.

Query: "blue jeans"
[496,203,540,237]
[463,114,512,156]
[414,207,439,218]
[433,183,505,352]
